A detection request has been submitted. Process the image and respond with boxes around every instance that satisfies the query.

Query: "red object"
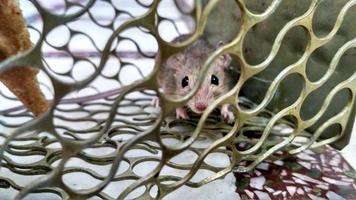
[195,103,207,112]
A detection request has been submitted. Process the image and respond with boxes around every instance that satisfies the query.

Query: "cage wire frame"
[0,0,355,199]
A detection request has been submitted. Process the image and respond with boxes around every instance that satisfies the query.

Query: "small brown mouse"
[155,35,235,123]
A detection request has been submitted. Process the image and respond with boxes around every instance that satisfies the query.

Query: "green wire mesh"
[0,0,355,199]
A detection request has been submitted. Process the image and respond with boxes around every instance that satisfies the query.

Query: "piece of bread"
[0,0,48,116]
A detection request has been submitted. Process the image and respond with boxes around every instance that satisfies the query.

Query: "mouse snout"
[195,103,207,112]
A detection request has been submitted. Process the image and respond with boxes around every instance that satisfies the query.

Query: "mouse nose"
[195,103,207,112]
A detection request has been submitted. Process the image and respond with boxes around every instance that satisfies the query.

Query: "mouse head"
[167,39,232,114]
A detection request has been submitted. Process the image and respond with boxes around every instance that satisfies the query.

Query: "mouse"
[154,35,235,124]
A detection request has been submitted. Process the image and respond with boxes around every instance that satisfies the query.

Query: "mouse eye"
[181,76,189,88]
[211,75,219,85]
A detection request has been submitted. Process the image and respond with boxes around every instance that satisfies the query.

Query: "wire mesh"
[0,0,355,199]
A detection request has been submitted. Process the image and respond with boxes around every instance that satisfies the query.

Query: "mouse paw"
[151,97,160,108]
[221,104,235,124]
[176,107,190,120]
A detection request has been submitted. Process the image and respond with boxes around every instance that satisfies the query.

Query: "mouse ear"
[167,52,185,70]
[216,40,225,48]
[216,53,232,68]
[215,41,232,67]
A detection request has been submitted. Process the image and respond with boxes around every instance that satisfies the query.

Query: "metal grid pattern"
[0,0,355,199]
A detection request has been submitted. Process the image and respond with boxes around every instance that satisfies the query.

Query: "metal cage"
[0,0,355,199]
